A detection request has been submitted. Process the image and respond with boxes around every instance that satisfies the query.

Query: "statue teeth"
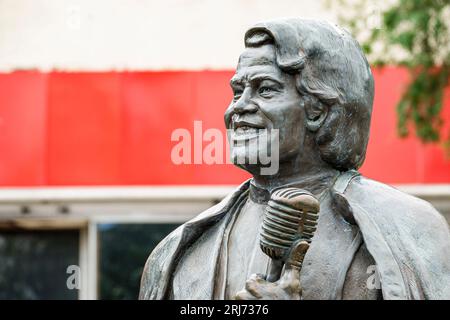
[235,126,259,135]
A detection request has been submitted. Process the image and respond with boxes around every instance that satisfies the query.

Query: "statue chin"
[233,162,264,177]
[230,144,272,175]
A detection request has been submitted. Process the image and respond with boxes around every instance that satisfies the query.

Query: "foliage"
[328,0,450,150]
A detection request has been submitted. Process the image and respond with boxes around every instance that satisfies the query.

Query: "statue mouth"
[231,121,266,142]
[235,126,260,134]
[231,128,261,143]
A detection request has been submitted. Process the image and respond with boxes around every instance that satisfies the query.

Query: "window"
[98,223,179,300]
[0,230,79,300]
[0,185,232,299]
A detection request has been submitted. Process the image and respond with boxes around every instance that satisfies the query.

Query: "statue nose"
[234,103,258,114]
[233,93,258,114]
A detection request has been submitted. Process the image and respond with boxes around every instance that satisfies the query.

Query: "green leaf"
[336,0,450,150]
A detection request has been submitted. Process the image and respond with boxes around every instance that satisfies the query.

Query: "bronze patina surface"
[140,18,450,300]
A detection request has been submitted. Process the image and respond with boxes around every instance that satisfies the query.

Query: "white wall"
[0,0,335,71]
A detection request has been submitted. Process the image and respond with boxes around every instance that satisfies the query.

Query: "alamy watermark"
[66,265,81,290]
[171,121,280,175]
[366,264,381,290]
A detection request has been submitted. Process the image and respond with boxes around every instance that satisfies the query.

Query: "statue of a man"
[139,18,450,300]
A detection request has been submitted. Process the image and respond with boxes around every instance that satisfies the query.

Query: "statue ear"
[303,95,328,132]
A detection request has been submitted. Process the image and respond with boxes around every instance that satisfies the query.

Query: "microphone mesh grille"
[260,188,320,261]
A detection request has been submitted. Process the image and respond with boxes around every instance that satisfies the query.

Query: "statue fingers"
[244,276,264,298]
[279,268,302,296]
[234,288,259,300]
[279,239,309,293]
[284,240,309,273]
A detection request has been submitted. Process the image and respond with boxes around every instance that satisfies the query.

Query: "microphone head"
[260,187,320,262]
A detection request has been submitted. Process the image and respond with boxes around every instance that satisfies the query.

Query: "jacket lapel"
[157,179,251,299]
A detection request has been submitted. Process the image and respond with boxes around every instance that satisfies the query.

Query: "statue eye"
[258,86,274,97]
[233,88,243,100]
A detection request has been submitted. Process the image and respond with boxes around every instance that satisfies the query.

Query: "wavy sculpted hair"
[244,18,374,170]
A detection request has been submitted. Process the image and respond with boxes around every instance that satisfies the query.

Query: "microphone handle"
[266,259,283,282]
[265,240,311,282]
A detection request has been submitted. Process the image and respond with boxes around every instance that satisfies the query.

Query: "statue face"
[225,44,306,175]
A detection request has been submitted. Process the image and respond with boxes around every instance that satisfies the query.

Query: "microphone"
[260,187,320,282]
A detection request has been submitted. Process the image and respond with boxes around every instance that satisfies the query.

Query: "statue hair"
[244,19,374,170]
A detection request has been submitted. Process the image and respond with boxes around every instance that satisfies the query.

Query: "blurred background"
[0,0,449,299]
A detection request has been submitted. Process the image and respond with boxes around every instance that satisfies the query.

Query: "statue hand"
[234,240,309,300]
[234,267,301,300]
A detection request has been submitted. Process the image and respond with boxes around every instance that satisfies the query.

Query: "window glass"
[0,230,79,300]
[98,223,179,300]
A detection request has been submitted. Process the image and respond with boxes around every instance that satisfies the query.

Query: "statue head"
[224,18,374,179]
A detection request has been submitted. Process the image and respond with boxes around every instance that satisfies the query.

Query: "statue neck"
[251,160,339,189]
[249,167,340,204]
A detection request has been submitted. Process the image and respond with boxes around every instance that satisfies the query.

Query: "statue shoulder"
[341,175,450,299]
[346,175,449,234]
[139,179,251,299]
[139,224,184,299]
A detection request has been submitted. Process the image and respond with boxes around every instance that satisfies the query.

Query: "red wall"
[0,68,449,186]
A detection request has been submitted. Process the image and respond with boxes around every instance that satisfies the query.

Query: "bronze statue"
[139,18,450,300]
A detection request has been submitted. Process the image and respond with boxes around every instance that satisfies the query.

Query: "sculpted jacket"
[139,171,450,300]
